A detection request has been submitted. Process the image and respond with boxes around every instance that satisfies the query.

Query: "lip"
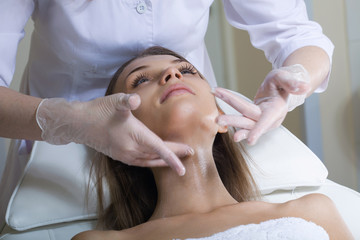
[160,83,195,103]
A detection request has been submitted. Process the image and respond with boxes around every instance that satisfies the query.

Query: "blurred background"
[1,0,359,191]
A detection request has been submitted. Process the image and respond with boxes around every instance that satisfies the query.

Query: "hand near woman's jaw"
[92,93,194,176]
[214,87,288,145]
[212,87,261,143]
[36,93,193,176]
[213,65,310,145]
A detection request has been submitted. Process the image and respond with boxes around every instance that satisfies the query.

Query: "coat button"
[136,2,147,14]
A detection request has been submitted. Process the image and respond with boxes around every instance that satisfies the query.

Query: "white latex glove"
[251,64,311,144]
[214,64,310,145]
[213,87,262,142]
[36,93,192,176]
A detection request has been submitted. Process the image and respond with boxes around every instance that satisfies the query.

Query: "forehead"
[123,55,180,77]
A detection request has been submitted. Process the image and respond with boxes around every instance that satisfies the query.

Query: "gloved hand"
[250,64,310,144]
[212,87,261,143]
[213,64,310,145]
[36,93,192,176]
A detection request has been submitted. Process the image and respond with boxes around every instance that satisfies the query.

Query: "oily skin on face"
[115,55,223,144]
[113,55,236,220]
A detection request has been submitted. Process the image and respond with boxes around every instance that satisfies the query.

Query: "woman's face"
[113,55,223,142]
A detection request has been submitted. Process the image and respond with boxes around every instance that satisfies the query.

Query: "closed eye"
[178,63,197,75]
[131,73,151,88]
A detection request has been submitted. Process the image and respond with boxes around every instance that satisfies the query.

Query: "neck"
[149,142,237,221]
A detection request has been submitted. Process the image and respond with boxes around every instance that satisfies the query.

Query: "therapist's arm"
[213,45,331,145]
[282,45,330,96]
[246,45,331,144]
[0,86,42,140]
[0,86,189,175]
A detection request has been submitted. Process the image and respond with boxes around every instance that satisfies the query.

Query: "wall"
[313,0,358,190]
[345,0,360,189]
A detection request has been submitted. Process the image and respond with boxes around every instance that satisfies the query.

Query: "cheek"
[197,96,220,132]
[161,94,220,136]
[130,86,160,129]
[132,104,161,135]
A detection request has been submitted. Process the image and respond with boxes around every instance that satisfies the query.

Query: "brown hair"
[91,46,260,230]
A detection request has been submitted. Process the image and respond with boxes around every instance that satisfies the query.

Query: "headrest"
[215,94,328,194]
[6,92,328,231]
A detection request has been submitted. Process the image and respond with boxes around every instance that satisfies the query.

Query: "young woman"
[1,1,333,228]
[73,47,352,240]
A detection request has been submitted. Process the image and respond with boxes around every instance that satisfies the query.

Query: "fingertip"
[187,147,195,156]
[211,87,224,98]
[114,93,140,111]
[247,129,259,145]
[178,166,186,176]
[234,136,242,142]
[128,94,141,110]
[234,131,247,142]
[169,151,186,176]
[217,119,226,127]
[247,133,259,146]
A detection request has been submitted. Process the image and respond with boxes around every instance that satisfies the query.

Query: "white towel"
[185,217,329,240]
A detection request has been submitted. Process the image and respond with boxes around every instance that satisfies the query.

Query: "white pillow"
[6,93,328,231]
[246,126,328,194]
[215,93,328,194]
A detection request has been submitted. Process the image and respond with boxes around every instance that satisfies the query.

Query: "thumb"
[112,93,141,111]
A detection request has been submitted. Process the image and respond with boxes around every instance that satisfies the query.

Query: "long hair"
[91,46,260,230]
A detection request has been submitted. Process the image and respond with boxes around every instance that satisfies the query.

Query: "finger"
[216,115,256,129]
[144,134,186,176]
[131,159,168,168]
[135,142,192,168]
[165,142,195,158]
[113,93,141,111]
[156,147,186,176]
[247,110,285,145]
[213,87,261,120]
[233,129,250,142]
[131,118,187,176]
[137,151,160,160]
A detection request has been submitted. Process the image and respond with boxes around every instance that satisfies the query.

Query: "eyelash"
[131,73,151,88]
[179,64,197,75]
[130,63,198,88]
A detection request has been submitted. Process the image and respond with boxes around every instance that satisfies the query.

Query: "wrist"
[279,64,310,111]
[36,98,82,145]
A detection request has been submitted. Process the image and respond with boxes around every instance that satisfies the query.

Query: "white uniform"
[0,0,333,228]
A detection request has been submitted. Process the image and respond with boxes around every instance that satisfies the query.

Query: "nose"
[160,67,182,85]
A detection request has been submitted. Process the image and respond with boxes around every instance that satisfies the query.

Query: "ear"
[217,106,228,134]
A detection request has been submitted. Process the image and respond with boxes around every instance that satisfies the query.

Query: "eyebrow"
[126,65,149,79]
[125,58,186,79]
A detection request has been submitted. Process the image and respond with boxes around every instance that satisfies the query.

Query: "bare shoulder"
[281,193,354,239]
[72,230,102,240]
[284,193,334,214]
[72,229,130,240]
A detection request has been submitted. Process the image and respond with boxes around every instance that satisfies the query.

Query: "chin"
[157,99,218,141]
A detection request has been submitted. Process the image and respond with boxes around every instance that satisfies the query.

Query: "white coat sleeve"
[222,0,334,92]
[0,0,34,88]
